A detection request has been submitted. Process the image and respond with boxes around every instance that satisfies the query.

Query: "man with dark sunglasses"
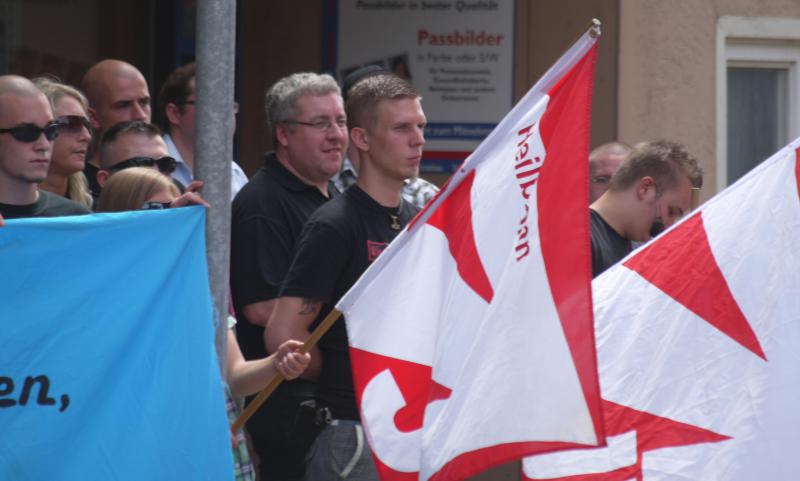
[96,120,176,190]
[0,75,89,219]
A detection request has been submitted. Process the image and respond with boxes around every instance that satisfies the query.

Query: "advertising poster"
[332,0,515,173]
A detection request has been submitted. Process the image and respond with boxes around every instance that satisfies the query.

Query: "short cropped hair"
[157,62,195,134]
[264,72,341,144]
[95,166,178,212]
[345,73,420,131]
[99,120,162,169]
[609,140,703,193]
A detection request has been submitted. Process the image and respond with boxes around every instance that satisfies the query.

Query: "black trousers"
[245,383,318,481]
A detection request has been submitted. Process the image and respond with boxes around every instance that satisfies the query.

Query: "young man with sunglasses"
[96,120,177,190]
[0,75,90,219]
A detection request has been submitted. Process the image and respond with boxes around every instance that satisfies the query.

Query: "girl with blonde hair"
[94,167,179,212]
[94,165,309,481]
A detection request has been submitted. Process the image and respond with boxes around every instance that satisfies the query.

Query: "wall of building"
[617,0,800,200]
[237,0,620,186]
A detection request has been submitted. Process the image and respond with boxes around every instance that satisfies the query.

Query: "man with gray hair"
[267,72,425,480]
[230,72,347,481]
[0,75,89,219]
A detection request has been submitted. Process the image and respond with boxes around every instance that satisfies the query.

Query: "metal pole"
[195,0,236,378]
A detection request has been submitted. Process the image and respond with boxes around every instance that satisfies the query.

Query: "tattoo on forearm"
[299,298,321,315]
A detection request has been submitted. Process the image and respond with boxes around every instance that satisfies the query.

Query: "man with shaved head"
[589,141,631,203]
[0,75,89,219]
[82,59,151,197]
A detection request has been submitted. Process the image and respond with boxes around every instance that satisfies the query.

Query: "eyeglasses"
[179,101,239,114]
[56,115,93,135]
[141,201,172,210]
[0,121,62,142]
[109,156,177,174]
[284,118,347,133]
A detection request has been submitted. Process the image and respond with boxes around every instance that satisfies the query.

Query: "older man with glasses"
[230,72,347,481]
[0,75,90,219]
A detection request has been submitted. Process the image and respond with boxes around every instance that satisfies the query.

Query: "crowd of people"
[0,57,702,481]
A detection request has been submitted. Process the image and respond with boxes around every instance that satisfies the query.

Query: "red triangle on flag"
[623,213,766,360]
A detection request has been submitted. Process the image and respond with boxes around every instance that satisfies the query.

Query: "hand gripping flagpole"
[231,308,342,434]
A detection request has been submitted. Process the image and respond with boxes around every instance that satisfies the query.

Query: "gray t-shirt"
[0,190,90,220]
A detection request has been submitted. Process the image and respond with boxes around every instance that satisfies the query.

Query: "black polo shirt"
[590,208,632,278]
[230,152,337,361]
[280,185,419,420]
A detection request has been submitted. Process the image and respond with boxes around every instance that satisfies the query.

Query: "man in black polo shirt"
[267,73,425,481]
[590,140,703,277]
[229,72,346,481]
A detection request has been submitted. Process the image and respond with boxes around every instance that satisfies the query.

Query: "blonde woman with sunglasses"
[33,77,94,210]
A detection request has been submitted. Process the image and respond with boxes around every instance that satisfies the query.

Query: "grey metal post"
[195,0,236,378]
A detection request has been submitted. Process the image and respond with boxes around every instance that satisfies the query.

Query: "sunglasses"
[57,115,93,135]
[0,121,61,142]
[109,156,177,174]
[141,201,172,210]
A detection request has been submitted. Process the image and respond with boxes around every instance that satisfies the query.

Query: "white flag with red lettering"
[523,142,800,480]
[336,28,605,481]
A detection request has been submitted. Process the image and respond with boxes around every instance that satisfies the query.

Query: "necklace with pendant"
[389,214,401,230]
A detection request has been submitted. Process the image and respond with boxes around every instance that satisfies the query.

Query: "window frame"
[716,16,800,190]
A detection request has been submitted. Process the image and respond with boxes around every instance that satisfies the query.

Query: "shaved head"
[82,59,151,133]
[0,75,46,102]
[82,60,145,105]
[589,141,631,203]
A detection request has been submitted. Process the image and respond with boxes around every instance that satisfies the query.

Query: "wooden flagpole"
[230,308,342,434]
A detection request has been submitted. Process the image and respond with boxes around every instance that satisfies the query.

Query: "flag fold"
[337,28,604,481]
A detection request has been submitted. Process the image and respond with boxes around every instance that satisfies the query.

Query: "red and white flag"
[523,142,800,480]
[336,26,605,481]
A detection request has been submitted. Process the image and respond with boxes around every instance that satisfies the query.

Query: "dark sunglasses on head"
[141,201,172,210]
[57,115,93,135]
[0,121,61,142]
[109,156,177,174]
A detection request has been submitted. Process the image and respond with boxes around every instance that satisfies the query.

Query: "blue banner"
[0,207,233,481]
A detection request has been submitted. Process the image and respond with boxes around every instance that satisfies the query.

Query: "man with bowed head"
[589,140,703,277]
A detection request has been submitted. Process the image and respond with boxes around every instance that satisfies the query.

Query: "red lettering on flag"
[537,45,603,434]
[624,213,766,360]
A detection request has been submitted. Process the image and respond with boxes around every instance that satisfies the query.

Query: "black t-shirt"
[280,185,419,420]
[590,208,632,278]
[0,190,90,219]
[230,152,338,361]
